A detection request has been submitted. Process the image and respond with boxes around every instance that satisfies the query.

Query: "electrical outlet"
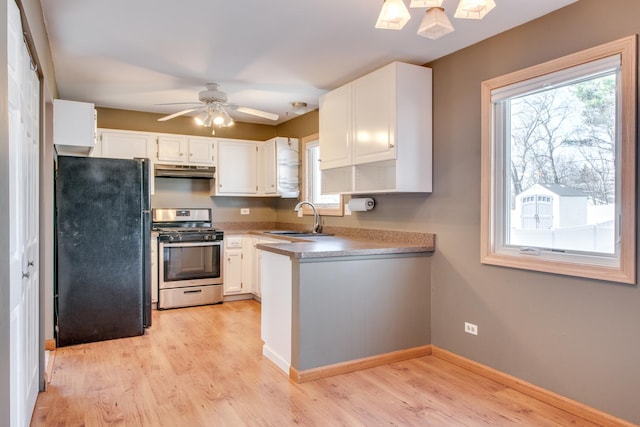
[240,208,250,215]
[344,203,352,216]
[464,322,478,336]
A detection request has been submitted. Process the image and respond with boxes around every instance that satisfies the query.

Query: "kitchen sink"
[264,230,333,237]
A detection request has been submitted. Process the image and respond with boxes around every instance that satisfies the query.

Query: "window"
[300,133,343,216]
[481,36,636,284]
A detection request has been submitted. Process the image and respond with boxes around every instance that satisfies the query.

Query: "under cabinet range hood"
[154,164,215,179]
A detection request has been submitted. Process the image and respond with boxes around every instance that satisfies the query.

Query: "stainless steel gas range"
[152,208,223,309]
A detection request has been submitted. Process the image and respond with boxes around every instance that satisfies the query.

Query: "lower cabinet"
[224,236,244,295]
[223,235,280,297]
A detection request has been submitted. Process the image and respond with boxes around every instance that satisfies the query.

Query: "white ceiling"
[40,0,577,125]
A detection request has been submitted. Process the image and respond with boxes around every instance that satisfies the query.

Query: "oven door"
[159,240,223,289]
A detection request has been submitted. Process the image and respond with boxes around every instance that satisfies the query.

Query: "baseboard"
[44,350,55,385]
[431,346,636,427]
[45,339,56,351]
[290,345,432,383]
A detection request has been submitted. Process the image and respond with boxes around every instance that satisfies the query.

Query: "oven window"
[163,244,221,281]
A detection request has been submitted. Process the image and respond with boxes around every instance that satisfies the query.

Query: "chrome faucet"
[294,201,321,233]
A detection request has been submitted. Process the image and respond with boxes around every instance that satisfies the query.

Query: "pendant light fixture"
[417,7,454,39]
[376,0,496,39]
[375,0,411,30]
[454,0,496,19]
[409,0,442,7]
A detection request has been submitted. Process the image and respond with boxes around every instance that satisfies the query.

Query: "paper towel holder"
[349,197,375,212]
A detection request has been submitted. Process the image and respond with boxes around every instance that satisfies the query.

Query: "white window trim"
[300,133,344,217]
[480,35,637,284]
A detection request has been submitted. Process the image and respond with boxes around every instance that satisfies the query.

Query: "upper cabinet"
[212,137,299,198]
[215,140,259,196]
[53,99,97,156]
[319,84,351,169]
[96,129,155,159]
[319,62,432,194]
[157,136,216,166]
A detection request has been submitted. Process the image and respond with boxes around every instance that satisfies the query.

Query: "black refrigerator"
[55,155,152,347]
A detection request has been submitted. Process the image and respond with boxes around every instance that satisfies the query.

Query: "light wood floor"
[32,300,599,426]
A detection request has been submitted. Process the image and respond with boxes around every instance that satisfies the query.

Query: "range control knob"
[204,234,211,241]
[176,234,182,241]
[168,235,174,242]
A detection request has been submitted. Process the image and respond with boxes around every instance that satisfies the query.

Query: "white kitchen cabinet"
[95,129,157,194]
[319,62,432,194]
[53,99,97,155]
[274,137,299,198]
[319,84,351,169]
[157,135,216,166]
[224,236,244,295]
[214,140,259,195]
[242,237,257,295]
[262,138,277,195]
[97,129,156,159]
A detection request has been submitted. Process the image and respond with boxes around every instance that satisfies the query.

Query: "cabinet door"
[352,64,396,164]
[53,99,96,152]
[319,84,351,169]
[217,140,258,195]
[188,137,216,166]
[157,135,186,163]
[100,130,155,159]
[242,237,256,294]
[263,139,277,195]
[224,249,243,294]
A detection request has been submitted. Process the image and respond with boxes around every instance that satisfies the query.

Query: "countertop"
[254,234,434,259]
[214,223,435,259]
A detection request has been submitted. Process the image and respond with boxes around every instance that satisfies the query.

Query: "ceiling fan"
[156,83,279,130]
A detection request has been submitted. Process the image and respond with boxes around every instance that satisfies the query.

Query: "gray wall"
[429,1,640,423]
[151,177,278,223]
[279,0,640,422]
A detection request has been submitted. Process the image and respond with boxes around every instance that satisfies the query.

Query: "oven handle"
[160,241,222,248]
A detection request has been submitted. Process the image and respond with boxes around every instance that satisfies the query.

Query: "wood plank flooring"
[32,300,600,426]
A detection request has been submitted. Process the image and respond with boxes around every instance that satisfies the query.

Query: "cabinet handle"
[388,143,394,148]
[22,272,30,279]
[28,260,34,267]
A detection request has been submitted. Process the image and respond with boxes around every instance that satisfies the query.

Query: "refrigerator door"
[140,158,152,328]
[55,156,147,346]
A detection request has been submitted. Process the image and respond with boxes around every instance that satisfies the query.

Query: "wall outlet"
[464,322,478,336]
[344,203,352,216]
[240,208,250,215]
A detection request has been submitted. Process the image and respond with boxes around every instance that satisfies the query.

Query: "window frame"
[300,133,344,217]
[480,35,637,284]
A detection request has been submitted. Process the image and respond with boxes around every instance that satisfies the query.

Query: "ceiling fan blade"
[157,107,200,122]
[155,102,203,106]
[233,106,279,121]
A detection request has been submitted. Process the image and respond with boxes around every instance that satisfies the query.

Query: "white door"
[8,0,40,425]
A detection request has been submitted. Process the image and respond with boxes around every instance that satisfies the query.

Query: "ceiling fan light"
[409,0,443,8]
[194,110,208,126]
[454,0,495,19]
[375,0,411,30]
[212,106,234,127]
[417,7,454,39]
